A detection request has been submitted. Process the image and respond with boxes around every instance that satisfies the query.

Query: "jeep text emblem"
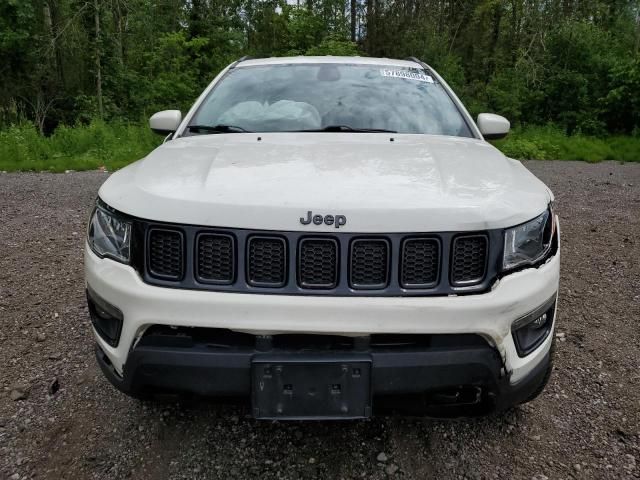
[300,211,347,229]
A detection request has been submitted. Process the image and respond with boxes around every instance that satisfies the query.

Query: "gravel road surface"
[1,161,639,480]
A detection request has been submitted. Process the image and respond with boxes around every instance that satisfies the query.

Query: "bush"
[492,125,640,162]
[305,36,359,56]
[1,122,638,173]
[0,121,161,172]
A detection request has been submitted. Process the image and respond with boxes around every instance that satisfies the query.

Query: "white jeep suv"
[85,56,559,419]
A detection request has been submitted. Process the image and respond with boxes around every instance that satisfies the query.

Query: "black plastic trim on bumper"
[95,340,551,415]
[86,287,123,347]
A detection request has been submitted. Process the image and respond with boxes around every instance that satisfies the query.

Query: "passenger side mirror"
[477,113,510,140]
[149,110,182,135]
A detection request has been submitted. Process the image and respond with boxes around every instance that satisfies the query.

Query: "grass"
[0,122,638,173]
[0,122,162,172]
[492,125,640,162]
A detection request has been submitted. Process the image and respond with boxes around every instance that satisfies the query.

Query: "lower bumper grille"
[97,328,518,416]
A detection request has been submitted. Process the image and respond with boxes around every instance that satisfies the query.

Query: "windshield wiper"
[294,125,397,133]
[188,124,251,133]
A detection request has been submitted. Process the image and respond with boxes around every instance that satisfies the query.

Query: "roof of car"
[236,56,422,69]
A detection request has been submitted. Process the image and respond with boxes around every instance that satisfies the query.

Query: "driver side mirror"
[149,110,182,135]
[477,113,510,140]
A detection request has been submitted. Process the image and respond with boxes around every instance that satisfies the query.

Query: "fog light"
[511,296,556,357]
[87,287,123,347]
[531,313,547,329]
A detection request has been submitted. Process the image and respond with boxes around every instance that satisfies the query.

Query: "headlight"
[503,207,555,271]
[88,200,132,263]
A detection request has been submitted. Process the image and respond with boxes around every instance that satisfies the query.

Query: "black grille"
[141,223,501,296]
[350,239,389,289]
[401,238,440,288]
[148,229,184,280]
[451,235,488,285]
[197,233,234,284]
[247,237,287,287]
[298,238,338,289]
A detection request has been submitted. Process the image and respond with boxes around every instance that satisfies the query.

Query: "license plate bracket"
[251,355,372,420]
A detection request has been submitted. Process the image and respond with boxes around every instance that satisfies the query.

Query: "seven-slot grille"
[298,238,338,288]
[451,235,488,285]
[148,229,184,280]
[143,228,493,294]
[196,233,234,284]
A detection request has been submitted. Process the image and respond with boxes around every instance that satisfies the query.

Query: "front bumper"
[95,333,552,416]
[85,220,560,413]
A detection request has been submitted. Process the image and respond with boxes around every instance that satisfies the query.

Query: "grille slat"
[247,237,287,287]
[349,239,390,289]
[148,229,184,280]
[298,238,338,289]
[451,235,488,285]
[401,238,440,288]
[197,233,234,284]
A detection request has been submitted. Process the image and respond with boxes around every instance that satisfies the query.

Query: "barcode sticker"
[380,69,434,83]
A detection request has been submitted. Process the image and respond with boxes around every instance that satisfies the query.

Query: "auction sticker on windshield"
[380,69,434,83]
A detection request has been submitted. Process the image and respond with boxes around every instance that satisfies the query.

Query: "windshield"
[187,63,473,137]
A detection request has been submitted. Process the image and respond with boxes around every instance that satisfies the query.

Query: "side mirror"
[149,110,182,135]
[477,113,510,140]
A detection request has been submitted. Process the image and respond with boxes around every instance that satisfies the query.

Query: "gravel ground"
[0,161,639,480]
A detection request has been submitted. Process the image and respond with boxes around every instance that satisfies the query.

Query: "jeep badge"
[300,211,347,228]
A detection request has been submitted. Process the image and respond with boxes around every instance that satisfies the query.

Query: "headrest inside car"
[317,65,341,82]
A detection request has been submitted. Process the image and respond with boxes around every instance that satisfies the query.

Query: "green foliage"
[137,32,221,113]
[0,0,35,75]
[1,0,640,170]
[432,56,466,93]
[492,126,640,162]
[603,58,640,133]
[0,122,161,172]
[305,36,359,56]
[485,69,528,125]
[281,5,328,55]
[247,2,355,57]
[1,122,638,174]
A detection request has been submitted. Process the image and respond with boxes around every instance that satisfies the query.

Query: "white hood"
[99,133,551,232]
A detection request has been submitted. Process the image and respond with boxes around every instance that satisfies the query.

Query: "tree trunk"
[635,9,640,53]
[43,2,54,48]
[48,0,66,86]
[94,0,103,119]
[366,0,374,53]
[114,0,125,67]
[486,3,503,80]
[511,0,519,64]
[351,0,357,41]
